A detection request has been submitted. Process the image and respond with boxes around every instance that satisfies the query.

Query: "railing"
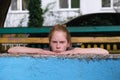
[0,26,120,53]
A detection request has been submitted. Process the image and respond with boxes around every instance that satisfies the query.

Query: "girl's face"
[50,31,70,53]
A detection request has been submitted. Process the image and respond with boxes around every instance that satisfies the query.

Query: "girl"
[8,24,109,55]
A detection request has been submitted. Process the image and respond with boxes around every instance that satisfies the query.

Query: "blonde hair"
[49,24,71,46]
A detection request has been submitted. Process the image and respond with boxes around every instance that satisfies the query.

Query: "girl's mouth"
[55,50,61,53]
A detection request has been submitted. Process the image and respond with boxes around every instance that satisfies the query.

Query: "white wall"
[81,0,116,14]
[81,0,103,14]
[4,0,116,27]
[42,0,81,26]
[4,11,29,27]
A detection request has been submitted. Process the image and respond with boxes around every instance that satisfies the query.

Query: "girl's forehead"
[53,31,66,36]
[51,31,67,39]
[53,30,65,33]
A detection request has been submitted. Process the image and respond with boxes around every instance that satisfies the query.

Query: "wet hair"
[48,24,71,46]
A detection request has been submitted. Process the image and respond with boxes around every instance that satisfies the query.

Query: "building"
[4,0,120,27]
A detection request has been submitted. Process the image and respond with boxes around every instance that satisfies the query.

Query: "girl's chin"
[54,51,62,53]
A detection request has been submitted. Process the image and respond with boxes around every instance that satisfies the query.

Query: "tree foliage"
[28,0,43,27]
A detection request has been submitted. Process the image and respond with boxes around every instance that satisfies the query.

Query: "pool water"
[0,55,120,80]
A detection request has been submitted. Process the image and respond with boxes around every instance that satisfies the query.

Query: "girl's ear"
[49,42,51,48]
[67,42,71,48]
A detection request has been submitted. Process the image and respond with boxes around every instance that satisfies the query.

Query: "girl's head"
[49,24,71,53]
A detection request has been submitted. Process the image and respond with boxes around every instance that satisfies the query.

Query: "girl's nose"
[56,43,60,49]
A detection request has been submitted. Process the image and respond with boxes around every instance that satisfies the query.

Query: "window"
[60,0,68,8]
[71,0,79,8]
[11,0,19,10]
[102,0,111,7]
[11,0,28,11]
[102,0,120,8]
[59,0,80,9]
[113,0,120,7]
[22,0,28,10]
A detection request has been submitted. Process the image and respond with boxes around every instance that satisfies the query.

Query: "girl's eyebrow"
[60,41,65,42]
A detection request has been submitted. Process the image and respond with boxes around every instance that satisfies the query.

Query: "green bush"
[28,0,43,27]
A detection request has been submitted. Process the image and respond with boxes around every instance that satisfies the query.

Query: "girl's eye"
[60,41,65,44]
[52,41,57,43]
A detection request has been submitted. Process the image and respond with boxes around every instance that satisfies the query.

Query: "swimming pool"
[0,54,120,80]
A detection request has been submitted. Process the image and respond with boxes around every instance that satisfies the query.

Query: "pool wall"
[0,54,120,80]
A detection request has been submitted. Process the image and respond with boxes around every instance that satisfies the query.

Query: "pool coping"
[0,53,120,59]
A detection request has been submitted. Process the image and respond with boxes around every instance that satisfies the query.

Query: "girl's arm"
[60,48,109,55]
[8,46,54,54]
